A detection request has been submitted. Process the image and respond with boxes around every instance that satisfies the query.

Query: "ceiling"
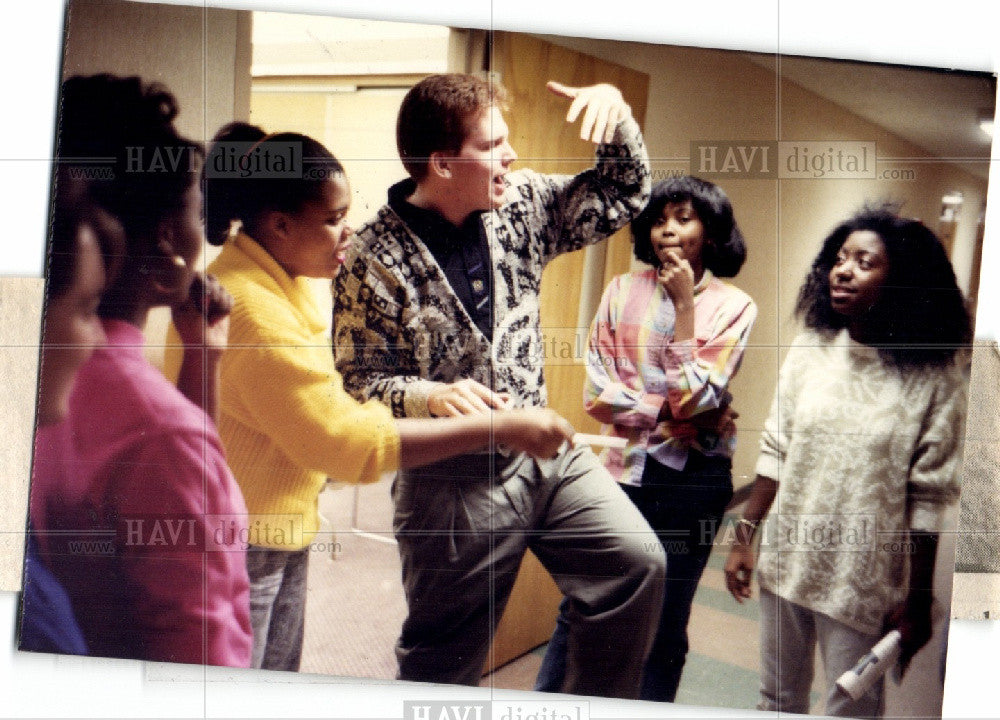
[252,13,450,77]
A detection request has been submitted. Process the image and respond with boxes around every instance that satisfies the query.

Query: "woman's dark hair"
[631,176,747,277]
[55,75,202,316]
[58,74,203,249]
[795,204,971,369]
[46,173,120,299]
[203,122,344,245]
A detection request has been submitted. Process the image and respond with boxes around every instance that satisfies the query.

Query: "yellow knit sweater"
[172,232,400,549]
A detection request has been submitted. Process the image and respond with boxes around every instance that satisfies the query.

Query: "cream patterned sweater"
[756,329,966,634]
[334,117,651,416]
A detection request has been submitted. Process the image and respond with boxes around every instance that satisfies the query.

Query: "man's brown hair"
[396,73,509,182]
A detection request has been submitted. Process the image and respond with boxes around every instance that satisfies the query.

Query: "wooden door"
[483,32,649,674]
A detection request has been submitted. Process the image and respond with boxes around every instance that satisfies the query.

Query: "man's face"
[448,105,518,218]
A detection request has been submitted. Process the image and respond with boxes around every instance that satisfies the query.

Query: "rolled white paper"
[572,433,628,449]
[835,629,903,701]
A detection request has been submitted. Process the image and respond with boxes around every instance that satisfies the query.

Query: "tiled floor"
[303,477,953,717]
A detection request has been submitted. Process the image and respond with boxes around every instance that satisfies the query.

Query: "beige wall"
[537,34,988,486]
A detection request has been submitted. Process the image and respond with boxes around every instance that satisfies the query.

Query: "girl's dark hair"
[203,122,344,245]
[795,204,971,369]
[56,75,202,316]
[58,74,203,248]
[631,176,747,277]
[47,175,110,299]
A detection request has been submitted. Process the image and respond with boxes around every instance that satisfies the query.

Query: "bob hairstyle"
[631,176,747,277]
[203,122,344,246]
[795,204,971,369]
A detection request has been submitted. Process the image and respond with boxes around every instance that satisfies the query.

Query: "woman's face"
[650,200,706,278]
[37,220,113,425]
[828,230,890,318]
[274,174,354,279]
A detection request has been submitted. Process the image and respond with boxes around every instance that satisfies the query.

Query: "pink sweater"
[29,319,252,667]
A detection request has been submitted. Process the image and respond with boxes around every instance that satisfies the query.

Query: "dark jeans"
[246,545,309,671]
[535,452,733,702]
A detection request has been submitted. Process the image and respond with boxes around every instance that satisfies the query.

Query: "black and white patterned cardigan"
[333,117,651,418]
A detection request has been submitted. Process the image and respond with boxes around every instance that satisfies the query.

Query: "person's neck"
[407,184,471,228]
[251,232,300,279]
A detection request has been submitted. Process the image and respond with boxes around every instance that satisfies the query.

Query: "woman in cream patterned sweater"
[725,205,971,717]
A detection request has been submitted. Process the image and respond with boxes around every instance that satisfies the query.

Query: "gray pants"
[759,588,884,717]
[392,444,665,699]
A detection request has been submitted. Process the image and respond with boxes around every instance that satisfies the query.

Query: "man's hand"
[496,407,575,459]
[427,378,509,417]
[547,81,632,144]
[172,272,233,356]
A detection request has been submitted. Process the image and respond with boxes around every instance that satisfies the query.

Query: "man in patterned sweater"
[334,73,664,698]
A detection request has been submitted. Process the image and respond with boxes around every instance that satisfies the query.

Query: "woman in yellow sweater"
[186,122,574,671]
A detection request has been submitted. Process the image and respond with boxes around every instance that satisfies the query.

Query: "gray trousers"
[759,588,884,717]
[392,443,665,699]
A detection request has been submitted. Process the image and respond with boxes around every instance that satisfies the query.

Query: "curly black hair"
[631,176,746,277]
[795,204,971,368]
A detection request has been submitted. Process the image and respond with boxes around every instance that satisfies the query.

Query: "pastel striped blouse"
[585,267,757,485]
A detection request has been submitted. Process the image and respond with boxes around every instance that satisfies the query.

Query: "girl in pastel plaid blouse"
[536,176,757,701]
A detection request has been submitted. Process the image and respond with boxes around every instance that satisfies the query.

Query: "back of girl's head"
[58,74,202,245]
[631,176,747,277]
[796,203,971,368]
[47,172,123,300]
[203,122,343,245]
